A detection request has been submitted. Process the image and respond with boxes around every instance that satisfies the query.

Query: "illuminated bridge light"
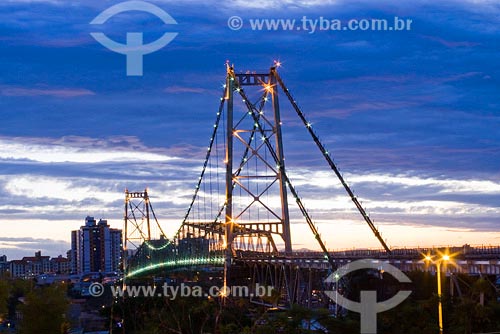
[145,240,171,251]
[127,255,225,278]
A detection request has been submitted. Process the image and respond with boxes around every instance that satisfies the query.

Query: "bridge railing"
[236,244,500,261]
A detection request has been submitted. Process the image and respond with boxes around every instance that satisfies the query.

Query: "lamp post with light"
[424,253,451,334]
[334,273,339,316]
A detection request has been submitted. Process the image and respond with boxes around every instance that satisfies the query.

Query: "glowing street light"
[423,252,453,334]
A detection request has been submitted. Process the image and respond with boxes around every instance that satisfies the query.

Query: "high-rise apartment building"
[71,216,122,274]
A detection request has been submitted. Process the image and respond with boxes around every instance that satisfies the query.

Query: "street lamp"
[334,273,340,316]
[424,252,452,334]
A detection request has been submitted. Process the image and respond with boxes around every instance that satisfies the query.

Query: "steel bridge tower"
[224,65,293,256]
[177,63,391,276]
[123,189,166,271]
[122,63,394,308]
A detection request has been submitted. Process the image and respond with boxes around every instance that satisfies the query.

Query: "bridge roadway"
[126,243,500,278]
[236,245,500,275]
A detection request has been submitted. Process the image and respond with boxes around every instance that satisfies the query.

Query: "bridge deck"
[127,243,500,278]
[236,245,500,275]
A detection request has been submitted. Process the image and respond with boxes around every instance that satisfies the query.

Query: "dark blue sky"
[0,0,498,258]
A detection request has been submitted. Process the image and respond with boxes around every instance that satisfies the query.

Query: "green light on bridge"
[144,240,171,251]
[127,256,224,278]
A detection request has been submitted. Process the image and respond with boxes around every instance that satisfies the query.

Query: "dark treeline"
[0,271,499,334]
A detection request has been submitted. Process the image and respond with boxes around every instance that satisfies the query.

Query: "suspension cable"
[228,67,337,269]
[272,68,391,254]
[174,89,227,240]
[143,201,170,250]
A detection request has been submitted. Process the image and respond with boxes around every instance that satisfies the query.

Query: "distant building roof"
[22,256,50,261]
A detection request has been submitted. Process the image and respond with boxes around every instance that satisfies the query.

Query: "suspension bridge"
[121,63,500,306]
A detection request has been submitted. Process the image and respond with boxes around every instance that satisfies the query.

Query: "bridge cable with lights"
[123,62,391,285]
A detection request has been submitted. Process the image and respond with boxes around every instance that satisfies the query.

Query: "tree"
[0,280,9,321]
[18,283,69,334]
[472,277,492,306]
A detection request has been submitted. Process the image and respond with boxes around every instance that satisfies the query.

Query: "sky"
[0,0,499,259]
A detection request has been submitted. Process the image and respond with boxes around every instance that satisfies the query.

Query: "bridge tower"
[123,63,396,308]
[123,189,166,271]
[221,64,298,287]
[224,64,293,258]
[175,62,391,292]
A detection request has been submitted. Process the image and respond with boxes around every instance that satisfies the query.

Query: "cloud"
[0,135,204,224]
[0,237,69,259]
[283,169,500,231]
[0,136,179,163]
[0,0,498,255]
[222,0,338,9]
[317,101,419,119]
[346,173,500,195]
[0,173,196,208]
[421,35,481,48]
[0,86,95,98]
[164,86,207,94]
[0,236,66,246]
[3,175,121,203]
[2,0,62,3]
